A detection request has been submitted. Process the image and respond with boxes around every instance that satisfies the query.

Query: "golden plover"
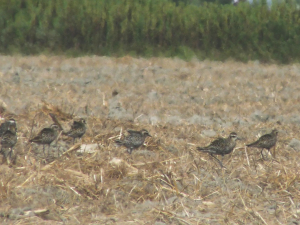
[197,132,240,168]
[63,118,86,144]
[246,129,278,160]
[115,129,152,154]
[29,124,61,156]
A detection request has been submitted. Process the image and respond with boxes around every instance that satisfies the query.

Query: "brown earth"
[0,55,300,224]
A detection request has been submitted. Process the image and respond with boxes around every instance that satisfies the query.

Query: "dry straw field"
[0,55,300,224]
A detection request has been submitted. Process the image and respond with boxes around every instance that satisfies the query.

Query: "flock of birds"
[0,118,87,163]
[197,129,278,167]
[0,117,278,168]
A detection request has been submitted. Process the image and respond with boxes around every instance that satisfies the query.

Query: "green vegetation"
[0,0,299,63]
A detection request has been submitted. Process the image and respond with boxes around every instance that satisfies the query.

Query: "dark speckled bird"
[197,132,240,168]
[246,129,278,160]
[29,124,61,155]
[115,129,152,154]
[63,118,86,144]
[0,118,17,137]
[0,125,17,161]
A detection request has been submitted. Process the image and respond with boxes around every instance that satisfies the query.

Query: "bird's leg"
[1,147,6,164]
[210,153,225,168]
[48,144,51,157]
[73,138,75,145]
[127,148,133,154]
[267,148,272,159]
[271,145,276,158]
[261,149,266,160]
[43,145,45,156]
[8,148,13,160]
[9,148,15,164]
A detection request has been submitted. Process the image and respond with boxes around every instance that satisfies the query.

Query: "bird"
[197,132,240,168]
[29,124,61,156]
[0,125,17,162]
[246,129,278,160]
[0,118,17,137]
[115,129,152,154]
[62,118,86,144]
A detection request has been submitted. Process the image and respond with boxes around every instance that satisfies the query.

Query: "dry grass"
[0,55,300,224]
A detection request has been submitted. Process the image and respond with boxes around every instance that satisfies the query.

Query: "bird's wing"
[0,123,7,135]
[259,135,277,148]
[197,137,224,150]
[210,138,225,147]
[127,130,140,134]
[247,133,273,147]
[71,121,82,129]
[41,128,54,136]
[124,134,143,147]
[257,134,273,143]
[1,132,11,144]
[1,131,16,145]
[31,128,54,141]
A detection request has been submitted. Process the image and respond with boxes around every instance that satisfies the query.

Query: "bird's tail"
[29,137,40,143]
[115,139,124,145]
[197,146,211,153]
[246,141,258,147]
[62,131,70,136]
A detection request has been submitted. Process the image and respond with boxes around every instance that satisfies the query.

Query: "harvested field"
[0,55,300,224]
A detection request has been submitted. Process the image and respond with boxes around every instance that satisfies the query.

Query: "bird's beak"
[148,134,152,137]
[237,136,243,141]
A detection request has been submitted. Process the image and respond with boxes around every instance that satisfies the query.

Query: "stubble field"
[0,55,300,224]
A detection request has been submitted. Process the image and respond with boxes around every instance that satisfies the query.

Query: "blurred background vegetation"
[0,0,299,63]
